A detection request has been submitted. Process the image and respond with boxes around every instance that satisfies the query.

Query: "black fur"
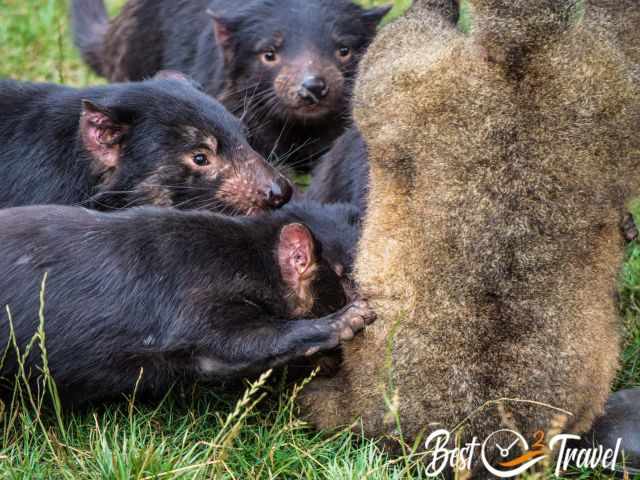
[0,77,292,213]
[71,0,390,170]
[0,202,372,407]
[580,388,640,475]
[307,127,369,216]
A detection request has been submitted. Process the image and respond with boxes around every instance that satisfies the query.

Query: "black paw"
[334,299,377,340]
[304,300,376,356]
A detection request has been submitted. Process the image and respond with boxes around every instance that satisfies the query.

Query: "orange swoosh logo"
[498,449,545,468]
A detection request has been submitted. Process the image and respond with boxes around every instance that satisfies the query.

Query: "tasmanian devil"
[71,0,390,170]
[0,73,292,213]
[0,202,374,407]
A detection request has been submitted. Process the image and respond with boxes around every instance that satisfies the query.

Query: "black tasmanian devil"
[71,0,390,170]
[0,73,292,213]
[0,202,375,406]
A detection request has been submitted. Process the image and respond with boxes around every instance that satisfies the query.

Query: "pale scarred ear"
[278,223,317,291]
[154,70,204,91]
[79,100,129,169]
[154,70,191,83]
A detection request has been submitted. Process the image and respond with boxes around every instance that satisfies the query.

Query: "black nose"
[266,177,293,209]
[298,76,328,104]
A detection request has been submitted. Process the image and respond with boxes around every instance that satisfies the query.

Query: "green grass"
[0,1,639,479]
[617,200,640,391]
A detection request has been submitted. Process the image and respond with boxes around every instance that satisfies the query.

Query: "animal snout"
[262,176,293,209]
[298,76,329,104]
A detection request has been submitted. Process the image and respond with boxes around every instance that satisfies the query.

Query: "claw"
[340,328,355,341]
[305,346,321,357]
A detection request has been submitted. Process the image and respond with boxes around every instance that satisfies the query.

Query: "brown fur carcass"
[300,0,640,475]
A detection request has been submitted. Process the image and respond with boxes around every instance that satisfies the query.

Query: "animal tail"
[71,0,109,76]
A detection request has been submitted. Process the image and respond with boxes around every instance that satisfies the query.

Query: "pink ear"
[278,223,316,288]
[79,100,128,169]
[207,10,233,47]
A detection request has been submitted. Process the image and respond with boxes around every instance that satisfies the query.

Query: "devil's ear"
[362,5,392,28]
[278,223,317,289]
[206,10,235,47]
[79,100,129,169]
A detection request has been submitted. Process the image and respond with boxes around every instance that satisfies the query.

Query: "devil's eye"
[193,153,210,166]
[262,50,278,63]
[338,46,351,58]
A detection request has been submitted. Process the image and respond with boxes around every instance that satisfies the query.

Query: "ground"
[0,0,638,479]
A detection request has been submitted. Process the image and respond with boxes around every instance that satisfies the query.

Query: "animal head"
[210,0,390,125]
[277,222,348,318]
[79,72,293,214]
